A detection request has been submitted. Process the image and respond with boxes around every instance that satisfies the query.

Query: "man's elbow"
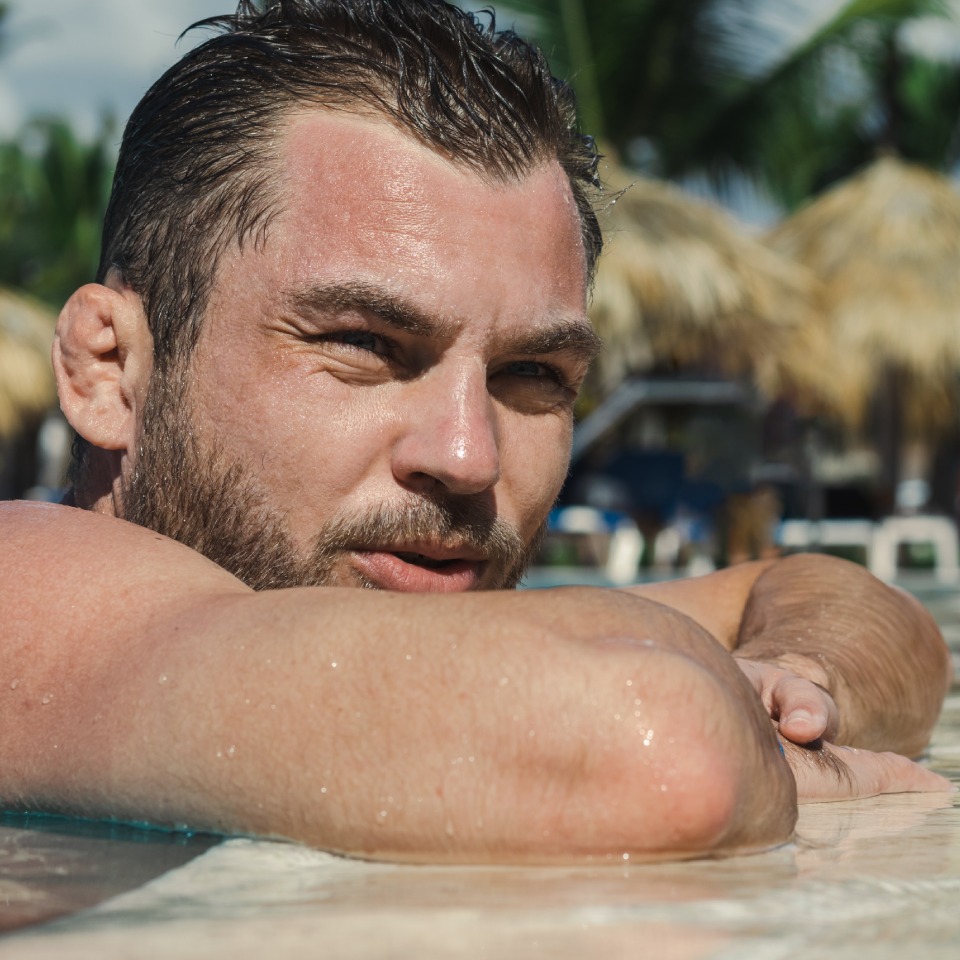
[526,646,798,862]
[621,660,797,858]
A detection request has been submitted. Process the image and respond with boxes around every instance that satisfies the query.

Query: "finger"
[775,676,839,744]
[832,746,955,797]
[793,741,955,802]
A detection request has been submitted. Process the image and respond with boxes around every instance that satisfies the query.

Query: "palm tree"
[491,0,960,211]
[0,117,116,310]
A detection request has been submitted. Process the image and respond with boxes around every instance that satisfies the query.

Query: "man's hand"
[736,657,839,745]
[736,554,952,755]
[784,737,953,801]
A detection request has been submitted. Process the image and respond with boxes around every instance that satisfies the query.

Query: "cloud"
[0,0,228,140]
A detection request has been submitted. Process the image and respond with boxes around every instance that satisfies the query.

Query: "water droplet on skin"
[643,739,651,746]
[320,787,327,794]
[625,679,633,687]
[9,679,20,690]
[158,674,168,685]
[405,654,413,661]
[331,662,338,669]
[40,694,52,705]
[378,810,388,819]
[622,853,630,861]
[227,745,236,758]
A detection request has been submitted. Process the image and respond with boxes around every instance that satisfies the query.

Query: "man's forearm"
[735,553,952,755]
[5,586,796,862]
[625,561,775,651]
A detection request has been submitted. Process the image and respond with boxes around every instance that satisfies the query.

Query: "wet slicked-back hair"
[97,0,602,375]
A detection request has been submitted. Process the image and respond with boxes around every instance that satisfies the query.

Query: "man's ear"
[52,282,154,454]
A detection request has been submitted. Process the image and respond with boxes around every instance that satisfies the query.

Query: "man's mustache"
[307,498,527,570]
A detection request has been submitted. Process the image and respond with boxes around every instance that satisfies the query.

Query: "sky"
[0,0,852,143]
[4,0,960,177]
[5,0,960,146]
[0,1,230,140]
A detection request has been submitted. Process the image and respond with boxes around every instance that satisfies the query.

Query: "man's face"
[125,111,596,592]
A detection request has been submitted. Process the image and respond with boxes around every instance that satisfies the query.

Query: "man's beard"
[118,374,541,591]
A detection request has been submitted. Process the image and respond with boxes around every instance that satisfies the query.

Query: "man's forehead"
[261,107,590,316]
[279,107,582,232]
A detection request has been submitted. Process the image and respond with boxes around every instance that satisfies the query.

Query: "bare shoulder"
[1,500,248,653]
[1,499,244,586]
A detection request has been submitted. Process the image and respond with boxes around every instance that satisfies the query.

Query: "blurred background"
[4,0,960,583]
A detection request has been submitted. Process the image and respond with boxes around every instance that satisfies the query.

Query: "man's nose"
[391,364,501,497]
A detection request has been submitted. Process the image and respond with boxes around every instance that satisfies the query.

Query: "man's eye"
[502,360,565,384]
[491,360,578,413]
[324,330,387,355]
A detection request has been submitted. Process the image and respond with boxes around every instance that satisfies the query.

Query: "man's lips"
[348,545,486,592]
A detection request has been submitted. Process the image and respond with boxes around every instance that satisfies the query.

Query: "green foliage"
[492,0,960,209]
[0,118,116,309]
[898,55,960,167]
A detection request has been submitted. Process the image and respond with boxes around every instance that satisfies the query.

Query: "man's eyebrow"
[503,321,602,365]
[285,280,601,362]
[286,281,454,338]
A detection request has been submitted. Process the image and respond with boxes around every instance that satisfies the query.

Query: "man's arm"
[734,553,952,756]
[1,502,795,864]
[626,561,774,652]
[629,554,953,757]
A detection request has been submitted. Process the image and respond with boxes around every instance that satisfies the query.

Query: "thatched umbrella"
[589,165,848,416]
[768,155,960,432]
[0,286,57,442]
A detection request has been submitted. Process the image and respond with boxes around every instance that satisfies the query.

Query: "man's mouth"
[392,551,461,569]
[348,545,486,592]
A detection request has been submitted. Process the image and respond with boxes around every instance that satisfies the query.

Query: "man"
[0,0,952,864]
